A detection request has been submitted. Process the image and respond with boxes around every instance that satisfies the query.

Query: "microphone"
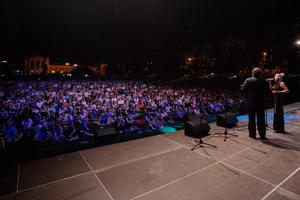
[266,78,274,81]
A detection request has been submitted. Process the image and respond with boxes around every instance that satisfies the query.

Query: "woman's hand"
[272,90,278,94]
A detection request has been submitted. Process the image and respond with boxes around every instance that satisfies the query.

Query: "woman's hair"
[276,73,285,80]
[279,73,285,78]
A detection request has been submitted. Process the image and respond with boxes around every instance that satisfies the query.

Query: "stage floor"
[1,103,300,200]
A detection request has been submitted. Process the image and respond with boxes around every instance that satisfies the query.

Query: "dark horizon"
[0,0,299,65]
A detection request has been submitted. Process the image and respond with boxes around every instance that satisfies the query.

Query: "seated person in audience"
[4,121,23,144]
[62,123,79,141]
[33,125,51,142]
[49,124,66,142]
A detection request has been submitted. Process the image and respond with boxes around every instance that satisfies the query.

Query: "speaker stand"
[190,104,216,151]
[223,127,238,141]
[213,127,238,142]
[216,105,238,141]
[191,138,217,151]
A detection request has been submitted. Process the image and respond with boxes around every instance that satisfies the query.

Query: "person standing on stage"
[241,67,269,139]
[268,73,289,133]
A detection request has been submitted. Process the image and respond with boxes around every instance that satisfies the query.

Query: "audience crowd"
[0,80,244,149]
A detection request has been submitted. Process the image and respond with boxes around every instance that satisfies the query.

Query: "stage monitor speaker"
[186,115,200,121]
[94,127,117,144]
[184,118,210,138]
[216,112,238,128]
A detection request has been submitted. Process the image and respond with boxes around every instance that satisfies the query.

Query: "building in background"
[25,55,49,74]
[89,63,108,77]
[25,55,76,74]
[48,64,75,74]
[24,55,108,76]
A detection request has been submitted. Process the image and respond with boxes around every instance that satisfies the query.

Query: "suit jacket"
[241,77,269,109]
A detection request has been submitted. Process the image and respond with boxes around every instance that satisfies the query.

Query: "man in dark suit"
[241,67,269,139]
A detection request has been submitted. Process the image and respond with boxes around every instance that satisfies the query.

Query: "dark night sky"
[0,0,299,65]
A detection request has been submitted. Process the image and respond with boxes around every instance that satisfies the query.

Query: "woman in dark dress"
[268,73,289,133]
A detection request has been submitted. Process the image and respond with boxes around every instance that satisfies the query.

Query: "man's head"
[252,67,263,79]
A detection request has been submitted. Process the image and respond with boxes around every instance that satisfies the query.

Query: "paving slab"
[97,148,215,200]
[80,135,181,171]
[135,163,273,200]
[19,152,90,190]
[11,173,111,200]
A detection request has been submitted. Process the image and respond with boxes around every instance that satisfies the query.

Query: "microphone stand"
[265,96,272,130]
[265,80,273,130]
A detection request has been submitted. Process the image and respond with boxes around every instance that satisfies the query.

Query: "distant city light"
[2,60,8,63]
[73,64,78,67]
[65,62,70,66]
[263,52,267,56]
[187,57,192,61]
[296,40,300,46]
[52,70,55,73]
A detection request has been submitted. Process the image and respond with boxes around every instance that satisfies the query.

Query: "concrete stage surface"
[1,103,300,200]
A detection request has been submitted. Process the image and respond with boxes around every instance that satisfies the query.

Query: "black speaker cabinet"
[216,112,238,128]
[94,127,117,144]
[184,118,210,138]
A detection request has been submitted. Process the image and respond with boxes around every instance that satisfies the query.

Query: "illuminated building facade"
[89,64,108,77]
[48,64,75,74]
[25,55,49,74]
[25,55,76,74]
[24,55,107,75]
